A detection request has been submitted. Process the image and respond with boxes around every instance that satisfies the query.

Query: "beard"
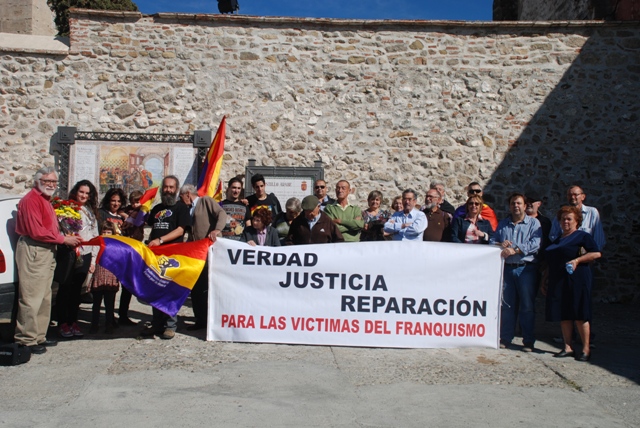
[36,181,55,197]
[161,190,177,206]
[424,201,437,210]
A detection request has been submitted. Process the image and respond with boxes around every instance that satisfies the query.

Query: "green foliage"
[48,0,139,36]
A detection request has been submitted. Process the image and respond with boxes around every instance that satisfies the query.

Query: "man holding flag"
[142,175,191,340]
[179,184,226,330]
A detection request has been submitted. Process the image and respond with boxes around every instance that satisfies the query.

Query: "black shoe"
[28,345,47,354]
[118,317,136,326]
[575,352,591,362]
[40,339,58,347]
[553,349,574,358]
[186,323,206,331]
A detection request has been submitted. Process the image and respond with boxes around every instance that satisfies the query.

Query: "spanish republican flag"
[198,116,226,198]
[85,236,212,317]
[125,186,158,227]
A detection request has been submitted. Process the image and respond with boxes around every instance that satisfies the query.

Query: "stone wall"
[0,0,56,36]
[1,10,639,300]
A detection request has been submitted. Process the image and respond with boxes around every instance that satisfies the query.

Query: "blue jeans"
[152,307,177,331]
[500,263,538,345]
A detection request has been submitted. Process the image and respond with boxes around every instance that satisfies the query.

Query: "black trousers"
[56,253,91,325]
[92,290,116,326]
[190,263,209,326]
[118,288,132,318]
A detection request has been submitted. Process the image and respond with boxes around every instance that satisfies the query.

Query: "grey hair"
[180,183,198,196]
[429,180,445,189]
[402,188,417,200]
[285,197,302,213]
[33,166,57,186]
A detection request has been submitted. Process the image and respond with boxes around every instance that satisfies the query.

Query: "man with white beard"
[14,167,81,355]
[142,175,191,340]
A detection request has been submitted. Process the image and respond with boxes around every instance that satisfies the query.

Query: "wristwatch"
[159,237,164,244]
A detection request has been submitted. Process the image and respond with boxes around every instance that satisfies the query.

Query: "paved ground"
[1,295,638,428]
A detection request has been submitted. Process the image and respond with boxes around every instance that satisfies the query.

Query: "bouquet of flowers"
[51,197,82,235]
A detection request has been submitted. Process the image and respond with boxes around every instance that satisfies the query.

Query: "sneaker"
[70,322,84,337]
[59,323,73,338]
[160,328,175,340]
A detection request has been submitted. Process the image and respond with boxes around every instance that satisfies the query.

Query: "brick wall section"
[1,10,639,300]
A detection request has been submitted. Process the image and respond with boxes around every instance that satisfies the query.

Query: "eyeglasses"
[314,185,325,189]
[468,189,482,194]
[39,179,58,186]
[568,193,583,197]
[425,195,439,199]
[468,202,481,206]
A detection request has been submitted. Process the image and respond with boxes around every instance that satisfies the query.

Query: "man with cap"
[285,195,344,245]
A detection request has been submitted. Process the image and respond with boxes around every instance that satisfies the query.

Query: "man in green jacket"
[324,180,364,242]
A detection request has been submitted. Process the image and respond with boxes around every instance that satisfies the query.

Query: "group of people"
[219,175,605,362]
[13,167,604,364]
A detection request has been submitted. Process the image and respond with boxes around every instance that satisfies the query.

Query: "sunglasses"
[468,189,482,194]
[468,202,481,206]
[315,185,325,189]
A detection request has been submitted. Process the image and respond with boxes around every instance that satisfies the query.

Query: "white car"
[0,194,20,324]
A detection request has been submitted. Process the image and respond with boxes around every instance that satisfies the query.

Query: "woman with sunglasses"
[450,195,493,244]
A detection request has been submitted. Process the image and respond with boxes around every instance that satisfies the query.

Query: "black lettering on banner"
[403,298,416,314]
[304,253,318,266]
[342,295,355,311]
[417,299,432,315]
[257,251,271,265]
[457,297,471,316]
[473,301,487,317]
[228,249,241,265]
[288,252,302,266]
[274,253,286,265]
[310,272,324,288]
[243,250,255,265]
[434,299,447,315]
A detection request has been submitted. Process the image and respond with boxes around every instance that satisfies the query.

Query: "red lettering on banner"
[260,315,285,330]
[364,320,391,334]
[221,314,255,329]
[290,317,360,333]
[396,321,484,337]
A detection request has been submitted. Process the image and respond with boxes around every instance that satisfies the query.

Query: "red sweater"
[15,187,64,244]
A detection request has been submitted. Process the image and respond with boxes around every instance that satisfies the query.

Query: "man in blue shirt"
[492,193,542,352]
[549,185,605,251]
[383,189,427,241]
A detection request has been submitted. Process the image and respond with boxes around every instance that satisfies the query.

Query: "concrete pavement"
[1,297,638,427]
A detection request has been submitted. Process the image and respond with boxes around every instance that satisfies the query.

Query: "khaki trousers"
[14,236,57,346]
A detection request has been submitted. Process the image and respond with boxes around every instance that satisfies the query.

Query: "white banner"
[207,239,503,349]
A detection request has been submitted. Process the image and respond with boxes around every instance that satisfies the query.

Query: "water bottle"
[565,262,574,275]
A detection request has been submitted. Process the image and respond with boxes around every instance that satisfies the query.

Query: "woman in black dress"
[544,206,601,361]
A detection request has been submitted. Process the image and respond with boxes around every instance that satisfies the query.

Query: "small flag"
[85,236,212,317]
[125,187,158,227]
[197,116,226,198]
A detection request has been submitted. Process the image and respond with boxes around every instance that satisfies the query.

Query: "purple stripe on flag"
[98,238,190,317]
